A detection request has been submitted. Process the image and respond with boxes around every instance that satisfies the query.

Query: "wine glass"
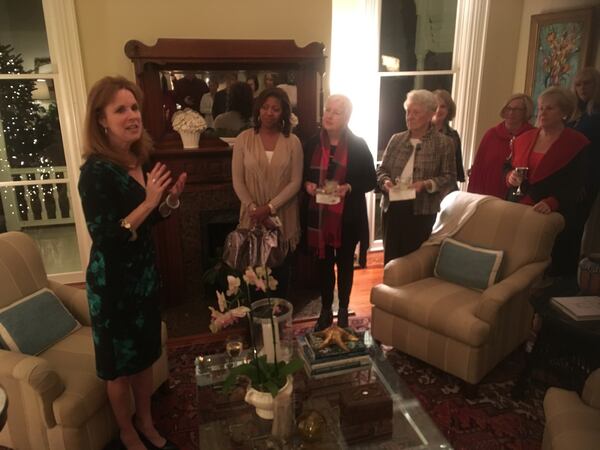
[225,335,243,368]
[514,166,528,197]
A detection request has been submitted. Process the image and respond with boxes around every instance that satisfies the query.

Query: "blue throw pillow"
[0,288,81,355]
[434,238,504,291]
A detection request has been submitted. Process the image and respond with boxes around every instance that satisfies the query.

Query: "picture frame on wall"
[525,7,594,101]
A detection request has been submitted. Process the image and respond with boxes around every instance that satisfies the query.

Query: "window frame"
[331,0,490,250]
[0,0,89,283]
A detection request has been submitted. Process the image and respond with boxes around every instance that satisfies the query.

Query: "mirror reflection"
[159,70,299,137]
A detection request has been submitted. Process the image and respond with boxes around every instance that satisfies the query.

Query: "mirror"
[159,69,300,137]
[125,39,325,149]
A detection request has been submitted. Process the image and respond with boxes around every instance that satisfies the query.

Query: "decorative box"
[339,382,393,426]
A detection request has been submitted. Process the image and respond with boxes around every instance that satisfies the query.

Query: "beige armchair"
[0,231,169,450]
[370,195,564,384]
[543,369,600,450]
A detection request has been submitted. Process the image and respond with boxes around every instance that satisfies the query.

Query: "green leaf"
[280,358,303,376]
[264,380,280,397]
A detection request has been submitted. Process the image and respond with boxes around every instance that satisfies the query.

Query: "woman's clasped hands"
[145,162,187,209]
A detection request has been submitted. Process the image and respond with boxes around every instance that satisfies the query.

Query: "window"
[0,0,88,281]
[331,0,489,247]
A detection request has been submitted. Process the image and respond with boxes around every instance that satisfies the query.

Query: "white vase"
[244,375,293,420]
[178,130,201,149]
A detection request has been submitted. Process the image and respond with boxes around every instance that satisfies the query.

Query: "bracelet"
[166,194,180,209]
[119,219,138,242]
[158,201,172,218]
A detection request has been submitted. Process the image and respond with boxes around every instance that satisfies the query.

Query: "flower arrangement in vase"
[171,108,207,149]
[209,264,301,432]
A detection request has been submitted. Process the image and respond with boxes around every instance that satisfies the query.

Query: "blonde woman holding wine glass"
[507,86,589,276]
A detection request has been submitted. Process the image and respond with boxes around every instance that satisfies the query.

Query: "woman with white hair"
[468,93,534,198]
[377,89,456,264]
[304,95,377,330]
[507,86,589,276]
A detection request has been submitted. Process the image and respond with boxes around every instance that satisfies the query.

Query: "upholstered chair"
[370,193,564,384]
[0,231,169,450]
[542,368,600,450]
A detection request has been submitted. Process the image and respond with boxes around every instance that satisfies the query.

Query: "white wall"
[472,0,525,165]
[73,0,332,90]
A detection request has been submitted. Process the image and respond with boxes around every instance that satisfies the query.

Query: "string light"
[1,43,66,224]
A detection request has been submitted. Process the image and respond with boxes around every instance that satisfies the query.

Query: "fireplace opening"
[200,209,239,271]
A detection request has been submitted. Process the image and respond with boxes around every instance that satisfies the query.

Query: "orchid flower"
[208,305,251,333]
[216,291,227,312]
[226,275,241,296]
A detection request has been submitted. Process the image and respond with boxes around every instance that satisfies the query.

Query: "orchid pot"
[245,374,293,420]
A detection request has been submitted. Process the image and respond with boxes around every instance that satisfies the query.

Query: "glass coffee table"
[196,331,451,449]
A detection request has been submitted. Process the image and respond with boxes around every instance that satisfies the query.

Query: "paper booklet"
[550,296,600,321]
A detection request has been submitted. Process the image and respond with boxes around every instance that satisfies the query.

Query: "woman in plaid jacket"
[377,89,456,264]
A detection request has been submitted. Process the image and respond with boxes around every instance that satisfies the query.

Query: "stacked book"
[297,330,371,379]
[550,296,600,321]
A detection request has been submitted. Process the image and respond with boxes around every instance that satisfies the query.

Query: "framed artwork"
[525,8,594,100]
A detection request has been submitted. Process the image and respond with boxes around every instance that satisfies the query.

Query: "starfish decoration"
[314,325,359,351]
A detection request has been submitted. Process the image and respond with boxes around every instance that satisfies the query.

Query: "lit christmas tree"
[0,43,48,167]
[0,43,63,223]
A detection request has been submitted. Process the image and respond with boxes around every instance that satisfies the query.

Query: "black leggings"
[317,228,359,311]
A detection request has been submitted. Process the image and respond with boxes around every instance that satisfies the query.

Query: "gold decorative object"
[297,410,326,442]
[314,325,359,351]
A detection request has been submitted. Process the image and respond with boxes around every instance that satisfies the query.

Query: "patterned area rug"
[385,350,545,450]
[151,321,545,450]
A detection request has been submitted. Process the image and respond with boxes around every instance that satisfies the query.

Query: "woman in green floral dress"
[79,76,186,450]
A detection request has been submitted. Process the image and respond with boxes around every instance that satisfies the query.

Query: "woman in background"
[214,81,254,137]
[199,76,219,128]
[507,86,589,276]
[377,89,456,264]
[432,89,465,191]
[468,93,534,198]
[79,76,185,450]
[304,95,376,330]
[568,67,600,265]
[247,75,260,98]
[232,87,303,297]
[570,68,600,222]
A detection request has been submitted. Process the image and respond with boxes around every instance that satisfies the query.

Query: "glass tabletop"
[195,331,451,449]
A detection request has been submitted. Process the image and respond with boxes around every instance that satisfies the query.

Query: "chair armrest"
[0,349,65,428]
[48,280,91,326]
[475,260,549,323]
[583,368,600,409]
[383,245,439,287]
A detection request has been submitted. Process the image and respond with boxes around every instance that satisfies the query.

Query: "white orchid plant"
[171,107,207,133]
[208,266,279,333]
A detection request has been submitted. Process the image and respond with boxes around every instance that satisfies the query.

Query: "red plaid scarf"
[307,130,348,258]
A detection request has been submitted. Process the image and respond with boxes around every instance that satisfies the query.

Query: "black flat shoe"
[133,422,179,450]
[314,309,333,331]
[337,307,349,328]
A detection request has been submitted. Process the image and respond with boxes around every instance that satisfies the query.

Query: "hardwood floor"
[349,251,384,318]
[164,251,384,338]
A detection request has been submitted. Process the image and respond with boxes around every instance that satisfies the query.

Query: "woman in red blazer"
[467,93,534,198]
[507,86,589,276]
